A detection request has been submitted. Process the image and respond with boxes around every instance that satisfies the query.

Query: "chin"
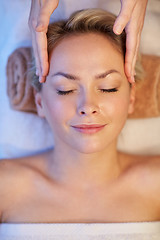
[71,141,110,154]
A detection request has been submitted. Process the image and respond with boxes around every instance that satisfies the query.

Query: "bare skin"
[0,151,160,223]
[29,0,148,83]
[1,33,159,224]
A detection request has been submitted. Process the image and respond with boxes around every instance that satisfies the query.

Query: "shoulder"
[0,156,38,182]
[0,158,24,191]
[0,158,29,197]
[0,156,41,221]
[123,153,160,200]
[0,153,47,190]
[120,152,160,189]
[0,159,19,221]
[140,155,160,192]
[127,155,160,220]
[134,155,160,184]
[136,156,160,216]
[0,152,50,202]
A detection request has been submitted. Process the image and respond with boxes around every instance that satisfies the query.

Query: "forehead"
[49,33,124,74]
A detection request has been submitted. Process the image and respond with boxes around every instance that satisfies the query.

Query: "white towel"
[0,222,160,240]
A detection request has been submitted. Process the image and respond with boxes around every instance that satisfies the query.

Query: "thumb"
[113,0,136,35]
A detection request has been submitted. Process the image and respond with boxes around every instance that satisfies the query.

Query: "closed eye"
[100,88,118,93]
[56,90,74,95]
[56,88,118,95]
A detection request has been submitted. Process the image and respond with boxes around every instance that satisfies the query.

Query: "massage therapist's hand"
[28,0,59,83]
[113,0,148,82]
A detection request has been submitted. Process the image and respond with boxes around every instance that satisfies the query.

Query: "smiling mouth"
[71,124,106,134]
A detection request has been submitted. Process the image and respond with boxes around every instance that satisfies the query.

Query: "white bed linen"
[0,0,160,159]
[1,222,160,240]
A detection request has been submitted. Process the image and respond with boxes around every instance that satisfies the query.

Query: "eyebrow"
[51,69,121,81]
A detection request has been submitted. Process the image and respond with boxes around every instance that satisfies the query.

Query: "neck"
[47,141,121,191]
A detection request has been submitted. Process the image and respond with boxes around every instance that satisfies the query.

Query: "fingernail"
[42,69,45,77]
[114,25,122,34]
[131,68,136,77]
[131,76,135,83]
[36,69,39,76]
[39,76,46,83]
[39,76,43,83]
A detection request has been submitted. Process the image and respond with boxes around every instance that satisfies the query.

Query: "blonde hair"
[32,8,142,91]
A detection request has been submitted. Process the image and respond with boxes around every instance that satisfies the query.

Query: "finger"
[35,31,49,80]
[125,17,143,82]
[39,76,46,83]
[28,0,50,79]
[124,22,139,81]
[28,1,42,75]
[36,0,59,31]
[113,0,136,35]
[31,29,41,77]
[28,0,37,28]
[131,31,141,78]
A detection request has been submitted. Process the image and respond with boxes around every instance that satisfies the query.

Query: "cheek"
[115,97,130,121]
[42,95,75,127]
[102,92,130,121]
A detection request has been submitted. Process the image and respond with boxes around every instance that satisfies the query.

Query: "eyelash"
[56,88,118,95]
[100,88,118,93]
[56,90,74,95]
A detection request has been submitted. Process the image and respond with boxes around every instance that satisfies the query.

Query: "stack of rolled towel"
[130,54,160,118]
[6,47,37,113]
[6,47,160,118]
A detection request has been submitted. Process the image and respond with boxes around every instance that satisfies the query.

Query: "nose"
[77,91,99,116]
[78,107,98,115]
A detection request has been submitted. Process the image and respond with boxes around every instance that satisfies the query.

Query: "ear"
[34,90,45,118]
[128,83,136,115]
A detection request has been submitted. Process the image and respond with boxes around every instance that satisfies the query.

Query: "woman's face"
[35,33,135,153]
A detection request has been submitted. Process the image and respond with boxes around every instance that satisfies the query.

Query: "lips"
[71,124,106,134]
